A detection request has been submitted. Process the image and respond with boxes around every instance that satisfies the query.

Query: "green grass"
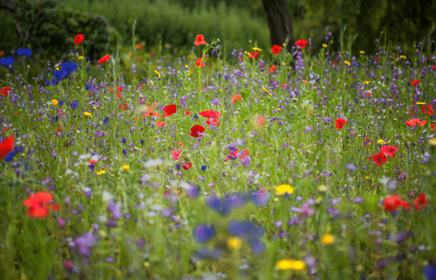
[0,33,436,279]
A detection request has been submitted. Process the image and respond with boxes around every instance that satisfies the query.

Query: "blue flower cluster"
[47,61,78,85]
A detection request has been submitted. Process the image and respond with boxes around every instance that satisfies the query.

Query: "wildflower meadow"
[1,31,436,280]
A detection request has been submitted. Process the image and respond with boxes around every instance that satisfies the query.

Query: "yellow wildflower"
[262,86,273,96]
[416,102,425,105]
[252,47,262,51]
[154,70,161,78]
[185,64,189,69]
[321,234,334,245]
[362,81,371,85]
[83,112,92,117]
[78,56,84,60]
[96,170,106,176]
[122,165,130,170]
[359,50,365,54]
[52,99,59,106]
[227,237,242,249]
[276,259,306,271]
[377,139,390,145]
[322,44,327,48]
[275,184,294,195]
[344,61,351,66]
[399,55,406,59]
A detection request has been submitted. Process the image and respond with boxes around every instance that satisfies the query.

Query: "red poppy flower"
[410,79,420,86]
[255,115,266,128]
[370,152,388,166]
[156,121,167,128]
[194,58,205,68]
[182,162,192,170]
[206,118,220,126]
[190,125,205,138]
[74,34,84,45]
[200,110,221,119]
[232,94,242,103]
[163,104,177,117]
[185,110,191,115]
[226,150,240,161]
[248,52,259,59]
[0,51,3,56]
[384,195,410,212]
[172,149,183,161]
[119,102,129,111]
[422,105,434,116]
[433,65,436,71]
[272,45,282,54]
[335,119,346,129]
[0,136,14,160]
[55,125,63,136]
[23,191,60,218]
[412,193,427,211]
[269,65,276,72]
[88,159,97,166]
[194,34,206,46]
[295,39,308,49]
[1,86,11,96]
[406,118,426,127]
[380,145,397,158]
[98,54,110,64]
[431,122,436,131]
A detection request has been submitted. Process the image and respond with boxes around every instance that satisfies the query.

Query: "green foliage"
[0,0,118,60]
[59,0,270,52]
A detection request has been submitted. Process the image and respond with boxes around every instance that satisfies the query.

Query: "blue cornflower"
[61,61,78,78]
[71,100,78,110]
[0,56,14,67]
[193,224,215,243]
[4,151,16,162]
[17,48,32,58]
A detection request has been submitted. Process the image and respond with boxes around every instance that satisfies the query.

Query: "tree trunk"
[262,0,294,51]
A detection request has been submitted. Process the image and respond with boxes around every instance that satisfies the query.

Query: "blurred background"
[0,0,435,60]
